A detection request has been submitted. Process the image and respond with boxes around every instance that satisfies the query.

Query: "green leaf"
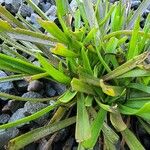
[0,53,44,74]
[121,128,145,150]
[0,102,59,129]
[128,83,150,94]
[102,123,119,146]
[105,37,118,53]
[103,51,149,81]
[119,102,150,120]
[110,111,127,132]
[82,108,106,148]
[51,43,78,57]
[75,93,91,142]
[71,78,96,95]
[8,116,76,150]
[100,79,124,97]
[81,47,93,75]
[85,95,93,107]
[37,53,71,84]
[127,16,140,60]
[116,68,150,78]
[38,19,68,44]
[59,89,77,103]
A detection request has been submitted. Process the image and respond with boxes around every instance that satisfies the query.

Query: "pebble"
[24,101,47,114]
[0,70,14,94]
[19,4,33,18]
[24,101,48,125]
[30,13,41,29]
[8,108,26,127]
[0,114,10,124]
[27,80,43,92]
[45,83,56,97]
[22,91,42,98]
[16,80,28,92]
[5,0,22,14]
[131,0,141,10]
[38,2,51,12]
[7,100,24,113]
[53,83,66,95]
[0,128,19,149]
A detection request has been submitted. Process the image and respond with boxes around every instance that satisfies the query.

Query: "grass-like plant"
[0,0,150,149]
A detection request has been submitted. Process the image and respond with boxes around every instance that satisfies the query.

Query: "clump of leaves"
[0,0,150,149]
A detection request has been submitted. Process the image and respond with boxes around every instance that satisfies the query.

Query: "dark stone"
[45,83,56,97]
[16,80,28,92]
[27,80,43,92]
[7,100,24,113]
[0,114,10,124]
[131,1,141,10]
[53,83,66,95]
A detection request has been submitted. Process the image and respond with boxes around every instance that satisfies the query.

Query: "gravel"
[22,91,42,98]
[0,114,10,124]
[0,128,19,149]
[0,70,14,94]
[19,3,33,18]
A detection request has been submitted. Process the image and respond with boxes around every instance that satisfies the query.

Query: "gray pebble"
[19,4,33,18]
[24,101,48,125]
[8,108,26,127]
[0,128,19,149]
[0,114,10,124]
[0,70,14,94]
[53,83,66,95]
[22,91,42,98]
[27,80,43,92]
[45,83,56,97]
[24,101,47,114]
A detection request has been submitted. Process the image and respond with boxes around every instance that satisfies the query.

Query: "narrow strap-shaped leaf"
[37,53,71,84]
[121,128,145,150]
[8,116,76,150]
[127,17,140,60]
[81,47,93,75]
[59,89,77,103]
[82,108,106,148]
[0,53,44,74]
[0,5,25,28]
[75,93,91,142]
[51,43,78,57]
[38,19,69,44]
[71,78,96,95]
[0,102,59,129]
[103,51,149,81]
[0,92,58,102]
[119,103,150,120]
[128,83,150,94]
